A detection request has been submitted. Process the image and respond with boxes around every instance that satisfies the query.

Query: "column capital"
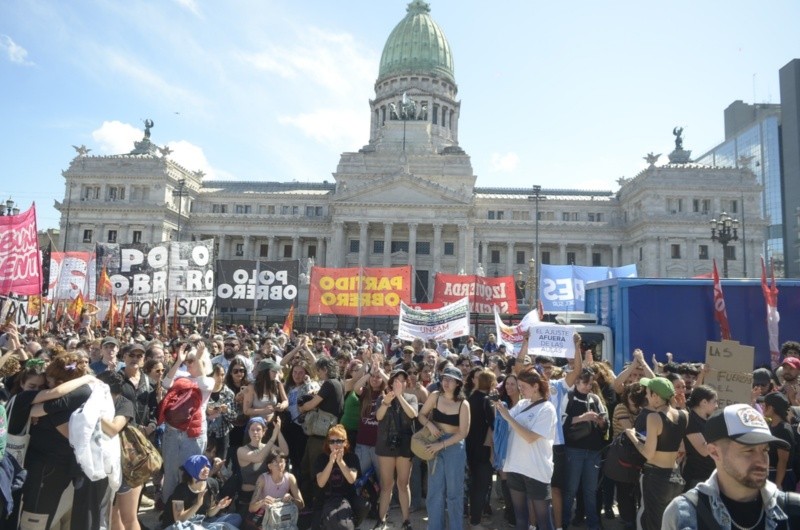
[358,221,369,230]
[432,221,444,230]
[458,223,468,232]
[333,220,345,229]
[408,222,418,230]
[506,241,514,249]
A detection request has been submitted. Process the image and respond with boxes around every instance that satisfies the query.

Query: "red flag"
[0,204,41,296]
[761,256,781,369]
[68,292,84,322]
[120,295,129,327]
[27,295,41,317]
[97,265,113,297]
[282,304,295,336]
[712,259,732,340]
[107,294,117,329]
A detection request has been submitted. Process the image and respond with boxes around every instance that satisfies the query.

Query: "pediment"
[333,173,471,205]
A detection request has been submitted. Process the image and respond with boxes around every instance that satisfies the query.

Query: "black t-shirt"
[683,410,715,482]
[312,452,360,501]
[7,390,37,435]
[114,394,135,423]
[29,384,92,464]
[317,379,344,418]
[768,421,794,470]
[719,490,765,530]
[119,370,152,426]
[466,391,494,461]
[163,479,219,526]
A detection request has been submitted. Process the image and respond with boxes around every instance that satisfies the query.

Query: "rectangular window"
[702,199,710,213]
[235,204,251,214]
[541,251,551,265]
[308,245,316,259]
[693,199,700,213]
[281,206,290,215]
[292,206,299,215]
[588,213,596,222]
[284,245,293,258]
[699,245,709,260]
[373,240,384,254]
[496,211,504,220]
[349,240,360,253]
[391,241,409,253]
[107,186,125,201]
[724,246,736,260]
[488,211,496,220]
[306,206,315,217]
[571,212,579,221]
[490,250,501,264]
[512,211,530,220]
[132,230,142,244]
[567,251,576,264]
[316,206,324,216]
[212,204,227,214]
[416,242,430,255]
[730,200,738,214]
[260,244,269,257]
[516,250,525,264]
[444,242,455,256]
[562,212,570,221]
[235,243,244,256]
[82,229,93,243]
[639,247,643,261]
[107,230,117,243]
[592,252,602,266]
[595,213,603,222]
[671,244,681,259]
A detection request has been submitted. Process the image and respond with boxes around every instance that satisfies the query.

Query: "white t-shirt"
[503,398,557,484]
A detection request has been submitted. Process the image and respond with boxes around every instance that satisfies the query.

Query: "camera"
[487,393,501,403]
[388,434,402,449]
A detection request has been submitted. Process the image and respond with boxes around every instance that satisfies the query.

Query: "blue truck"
[582,277,800,374]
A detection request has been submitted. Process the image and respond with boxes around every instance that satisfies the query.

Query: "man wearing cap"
[753,368,776,409]
[759,392,796,491]
[663,404,797,530]
[779,357,800,406]
[90,336,123,374]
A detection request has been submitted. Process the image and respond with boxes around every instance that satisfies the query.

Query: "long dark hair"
[360,374,387,418]
[225,357,250,392]
[686,385,717,409]
[254,366,281,401]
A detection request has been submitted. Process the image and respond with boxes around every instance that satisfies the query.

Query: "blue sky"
[2,0,799,230]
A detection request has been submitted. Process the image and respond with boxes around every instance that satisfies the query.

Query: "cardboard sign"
[528,323,576,358]
[704,340,755,408]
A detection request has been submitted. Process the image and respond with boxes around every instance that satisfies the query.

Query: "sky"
[1,1,799,230]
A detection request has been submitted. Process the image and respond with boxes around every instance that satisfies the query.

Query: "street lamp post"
[710,212,739,278]
[527,186,544,308]
[0,197,19,216]
[172,179,187,241]
[516,258,537,310]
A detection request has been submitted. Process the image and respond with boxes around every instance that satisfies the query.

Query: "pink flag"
[712,259,731,340]
[761,256,780,369]
[0,204,41,296]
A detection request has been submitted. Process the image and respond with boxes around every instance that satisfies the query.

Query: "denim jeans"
[426,436,466,530]
[410,456,424,511]
[161,425,207,502]
[355,443,379,476]
[563,447,602,530]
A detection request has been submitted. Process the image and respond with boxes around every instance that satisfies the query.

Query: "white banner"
[528,323,576,358]
[398,297,470,341]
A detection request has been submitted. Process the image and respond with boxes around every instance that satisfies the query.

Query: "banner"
[216,260,298,310]
[0,204,41,296]
[712,259,732,340]
[761,257,780,370]
[97,240,215,318]
[308,266,411,316]
[432,274,518,313]
[398,298,470,341]
[494,307,525,354]
[527,323,576,359]
[540,264,637,312]
[48,251,94,302]
[704,340,754,408]
[0,294,40,328]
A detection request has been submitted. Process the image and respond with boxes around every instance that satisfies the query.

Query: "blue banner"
[540,264,637,312]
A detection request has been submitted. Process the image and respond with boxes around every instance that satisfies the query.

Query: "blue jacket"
[662,470,787,530]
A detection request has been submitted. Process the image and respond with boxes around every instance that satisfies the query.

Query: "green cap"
[639,377,675,401]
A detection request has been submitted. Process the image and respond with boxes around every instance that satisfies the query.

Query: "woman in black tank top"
[625,376,688,530]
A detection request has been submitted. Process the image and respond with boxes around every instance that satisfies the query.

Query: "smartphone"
[487,394,501,403]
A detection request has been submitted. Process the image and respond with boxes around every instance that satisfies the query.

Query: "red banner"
[48,251,94,301]
[308,266,411,316]
[433,274,518,314]
[0,204,41,296]
[712,260,732,340]
[761,257,780,369]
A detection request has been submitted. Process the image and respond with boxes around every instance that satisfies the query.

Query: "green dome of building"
[378,1,455,85]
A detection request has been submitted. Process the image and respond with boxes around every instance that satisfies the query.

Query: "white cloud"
[172,0,201,17]
[489,152,520,173]
[91,121,142,154]
[166,140,216,179]
[1,35,34,65]
[278,108,365,151]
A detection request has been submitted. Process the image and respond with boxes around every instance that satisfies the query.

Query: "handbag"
[411,428,440,461]
[301,408,338,437]
[602,431,646,483]
[262,501,299,530]
[564,392,599,444]
[5,395,30,465]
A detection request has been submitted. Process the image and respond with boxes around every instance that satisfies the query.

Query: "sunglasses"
[224,343,237,347]
[153,369,164,373]
[127,353,144,359]
[232,368,246,374]
[328,439,345,445]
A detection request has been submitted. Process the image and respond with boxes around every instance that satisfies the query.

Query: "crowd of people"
[0,319,799,530]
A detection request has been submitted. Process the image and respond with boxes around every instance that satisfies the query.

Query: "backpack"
[262,501,299,530]
[602,431,646,483]
[119,424,163,488]
[158,377,203,438]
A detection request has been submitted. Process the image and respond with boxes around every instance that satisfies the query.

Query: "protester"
[162,454,240,529]
[466,369,496,530]
[247,449,304,528]
[760,392,796,491]
[663,404,795,530]
[313,424,362,530]
[244,358,287,424]
[611,382,648,530]
[683,385,719,490]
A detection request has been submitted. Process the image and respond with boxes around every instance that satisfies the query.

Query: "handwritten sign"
[528,323,576,358]
[704,340,754,408]
[397,298,470,341]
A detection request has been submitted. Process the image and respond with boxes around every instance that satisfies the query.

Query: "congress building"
[56,0,765,306]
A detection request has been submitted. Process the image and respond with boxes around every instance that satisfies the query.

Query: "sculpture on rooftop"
[158,145,173,157]
[673,127,684,151]
[72,144,91,157]
[144,119,154,139]
[643,152,661,167]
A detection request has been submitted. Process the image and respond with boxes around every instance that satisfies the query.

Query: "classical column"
[383,223,393,267]
[480,241,488,268]
[506,241,515,276]
[243,236,251,260]
[218,234,227,260]
[267,236,277,261]
[408,222,417,269]
[466,225,475,273]
[585,243,593,265]
[433,223,443,273]
[292,236,300,260]
[358,222,369,268]
[559,243,567,264]
[317,237,325,266]
[333,222,345,267]
[458,224,467,273]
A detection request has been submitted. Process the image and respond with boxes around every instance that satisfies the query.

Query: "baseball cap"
[102,337,120,347]
[704,404,789,448]
[639,377,675,401]
[441,366,463,382]
[257,359,281,373]
[752,368,773,386]
[758,392,790,418]
[782,357,800,370]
